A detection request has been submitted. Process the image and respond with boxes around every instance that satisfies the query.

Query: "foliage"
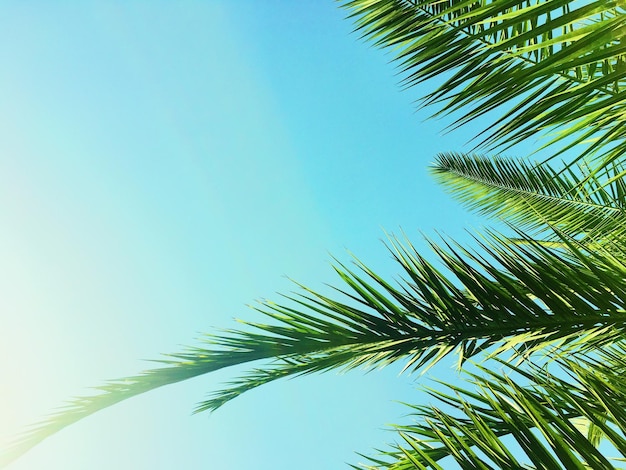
[4,1,626,468]
[358,348,626,469]
[432,152,626,246]
[344,0,626,173]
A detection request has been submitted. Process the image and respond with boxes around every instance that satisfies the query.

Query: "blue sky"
[1,2,512,469]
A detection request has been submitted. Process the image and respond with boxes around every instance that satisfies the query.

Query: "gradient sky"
[1,2,521,469]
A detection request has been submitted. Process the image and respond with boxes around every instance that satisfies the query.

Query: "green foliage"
[431,152,626,245]
[343,0,626,172]
[358,349,626,469]
[4,1,626,469]
[5,228,626,467]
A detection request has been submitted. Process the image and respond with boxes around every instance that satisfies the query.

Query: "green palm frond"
[357,351,626,469]
[341,0,626,170]
[5,231,626,467]
[431,152,626,244]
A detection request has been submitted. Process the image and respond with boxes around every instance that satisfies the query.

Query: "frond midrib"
[441,164,625,216]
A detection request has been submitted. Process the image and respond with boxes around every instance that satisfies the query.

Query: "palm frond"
[5,231,626,467]
[431,152,626,244]
[357,352,626,469]
[341,0,626,171]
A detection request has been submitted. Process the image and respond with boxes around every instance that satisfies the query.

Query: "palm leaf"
[357,350,626,469]
[5,231,626,467]
[431,152,626,244]
[341,0,626,172]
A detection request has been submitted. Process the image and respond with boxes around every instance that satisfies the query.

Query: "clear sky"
[1,2,512,469]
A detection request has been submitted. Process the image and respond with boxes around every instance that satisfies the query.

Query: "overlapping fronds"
[342,0,626,171]
[6,3,626,469]
[432,152,626,244]
[5,232,626,467]
[356,349,626,469]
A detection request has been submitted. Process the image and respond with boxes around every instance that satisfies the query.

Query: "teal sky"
[1,2,511,469]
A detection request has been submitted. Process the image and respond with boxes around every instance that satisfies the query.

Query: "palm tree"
[4,1,626,468]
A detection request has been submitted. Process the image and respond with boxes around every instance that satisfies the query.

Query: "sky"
[0,2,512,469]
